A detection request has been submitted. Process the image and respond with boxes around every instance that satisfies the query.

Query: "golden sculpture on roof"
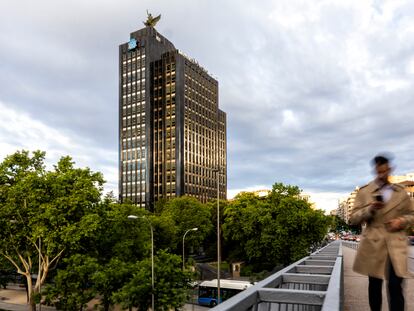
[144,10,161,27]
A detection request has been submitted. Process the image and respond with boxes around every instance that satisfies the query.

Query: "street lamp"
[213,167,221,304]
[182,228,198,270]
[128,215,154,311]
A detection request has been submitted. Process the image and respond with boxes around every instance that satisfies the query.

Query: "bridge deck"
[343,245,414,311]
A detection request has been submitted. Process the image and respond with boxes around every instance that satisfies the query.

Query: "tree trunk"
[26,274,37,311]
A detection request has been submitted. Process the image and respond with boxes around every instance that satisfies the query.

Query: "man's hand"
[370,201,384,212]
[384,218,405,232]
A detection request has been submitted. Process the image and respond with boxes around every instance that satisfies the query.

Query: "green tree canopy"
[113,250,192,311]
[223,182,330,270]
[160,196,213,254]
[0,150,104,311]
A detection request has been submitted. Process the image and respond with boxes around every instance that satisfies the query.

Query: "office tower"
[119,23,226,209]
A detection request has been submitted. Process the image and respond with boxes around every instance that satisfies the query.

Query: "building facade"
[119,25,226,209]
[337,187,359,224]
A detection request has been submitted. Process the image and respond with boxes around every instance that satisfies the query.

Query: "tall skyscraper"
[119,19,226,209]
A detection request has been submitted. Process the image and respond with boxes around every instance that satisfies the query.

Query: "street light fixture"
[128,215,154,311]
[213,167,221,305]
[182,228,198,270]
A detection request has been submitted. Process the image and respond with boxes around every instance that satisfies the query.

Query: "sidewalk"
[343,245,414,311]
[0,286,55,311]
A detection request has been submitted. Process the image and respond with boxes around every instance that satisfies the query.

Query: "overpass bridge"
[206,240,414,311]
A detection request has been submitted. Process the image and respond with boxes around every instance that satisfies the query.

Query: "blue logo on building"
[128,38,137,50]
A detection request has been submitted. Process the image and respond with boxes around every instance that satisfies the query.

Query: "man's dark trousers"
[368,261,404,311]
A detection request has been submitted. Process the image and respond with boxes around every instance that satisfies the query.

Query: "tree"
[91,259,132,311]
[113,250,192,311]
[223,182,330,270]
[44,200,150,311]
[0,150,104,311]
[43,254,99,311]
[160,196,213,255]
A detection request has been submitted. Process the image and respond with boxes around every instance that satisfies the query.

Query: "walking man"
[350,154,414,311]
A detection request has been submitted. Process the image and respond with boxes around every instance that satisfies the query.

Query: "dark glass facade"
[119,26,226,209]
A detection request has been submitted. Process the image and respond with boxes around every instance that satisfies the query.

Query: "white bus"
[198,279,253,307]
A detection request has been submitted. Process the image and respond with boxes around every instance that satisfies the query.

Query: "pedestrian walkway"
[343,245,414,311]
[0,287,54,311]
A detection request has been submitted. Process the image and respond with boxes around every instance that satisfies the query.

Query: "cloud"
[2,0,414,212]
[0,101,118,194]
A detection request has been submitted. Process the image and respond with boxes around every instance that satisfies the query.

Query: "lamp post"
[214,167,221,304]
[182,228,198,270]
[128,215,154,311]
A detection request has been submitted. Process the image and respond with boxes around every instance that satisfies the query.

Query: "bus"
[198,279,253,307]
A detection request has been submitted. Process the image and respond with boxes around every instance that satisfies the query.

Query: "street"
[408,244,414,274]
[183,303,210,311]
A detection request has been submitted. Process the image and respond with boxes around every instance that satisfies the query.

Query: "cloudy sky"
[1,0,414,212]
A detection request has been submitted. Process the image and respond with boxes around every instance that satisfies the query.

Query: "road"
[183,303,210,311]
[408,244,414,273]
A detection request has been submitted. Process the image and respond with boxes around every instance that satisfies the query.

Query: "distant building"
[389,173,414,199]
[337,187,359,224]
[299,193,316,209]
[398,180,414,199]
[389,173,414,184]
[119,22,227,209]
[253,189,271,197]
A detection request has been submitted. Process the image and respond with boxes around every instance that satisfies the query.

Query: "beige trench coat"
[349,181,414,279]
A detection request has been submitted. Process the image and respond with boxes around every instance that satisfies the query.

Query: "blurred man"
[350,155,414,311]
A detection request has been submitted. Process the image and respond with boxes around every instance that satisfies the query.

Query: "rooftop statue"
[144,10,161,27]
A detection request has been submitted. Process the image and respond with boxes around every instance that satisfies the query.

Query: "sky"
[1,0,414,212]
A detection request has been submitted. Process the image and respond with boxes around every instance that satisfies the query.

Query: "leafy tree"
[89,202,149,311]
[43,254,99,311]
[160,196,213,255]
[223,182,330,271]
[44,200,149,311]
[113,250,192,311]
[91,259,132,311]
[0,150,104,311]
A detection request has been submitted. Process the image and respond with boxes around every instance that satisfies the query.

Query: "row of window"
[122,60,145,73]
[122,114,146,127]
[185,86,216,102]
[122,126,146,139]
[122,102,145,116]
[154,161,176,171]
[122,192,146,201]
[122,161,146,171]
[123,171,146,182]
[123,53,145,63]
[122,83,146,95]
[122,90,146,99]
[123,75,145,85]
[154,183,177,195]
[122,48,145,60]
[122,149,146,160]
[184,63,217,90]
[122,138,145,150]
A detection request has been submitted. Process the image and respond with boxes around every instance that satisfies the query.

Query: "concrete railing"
[341,241,359,250]
[210,241,343,311]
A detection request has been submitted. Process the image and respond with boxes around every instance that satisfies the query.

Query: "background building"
[119,23,226,209]
[337,187,359,224]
